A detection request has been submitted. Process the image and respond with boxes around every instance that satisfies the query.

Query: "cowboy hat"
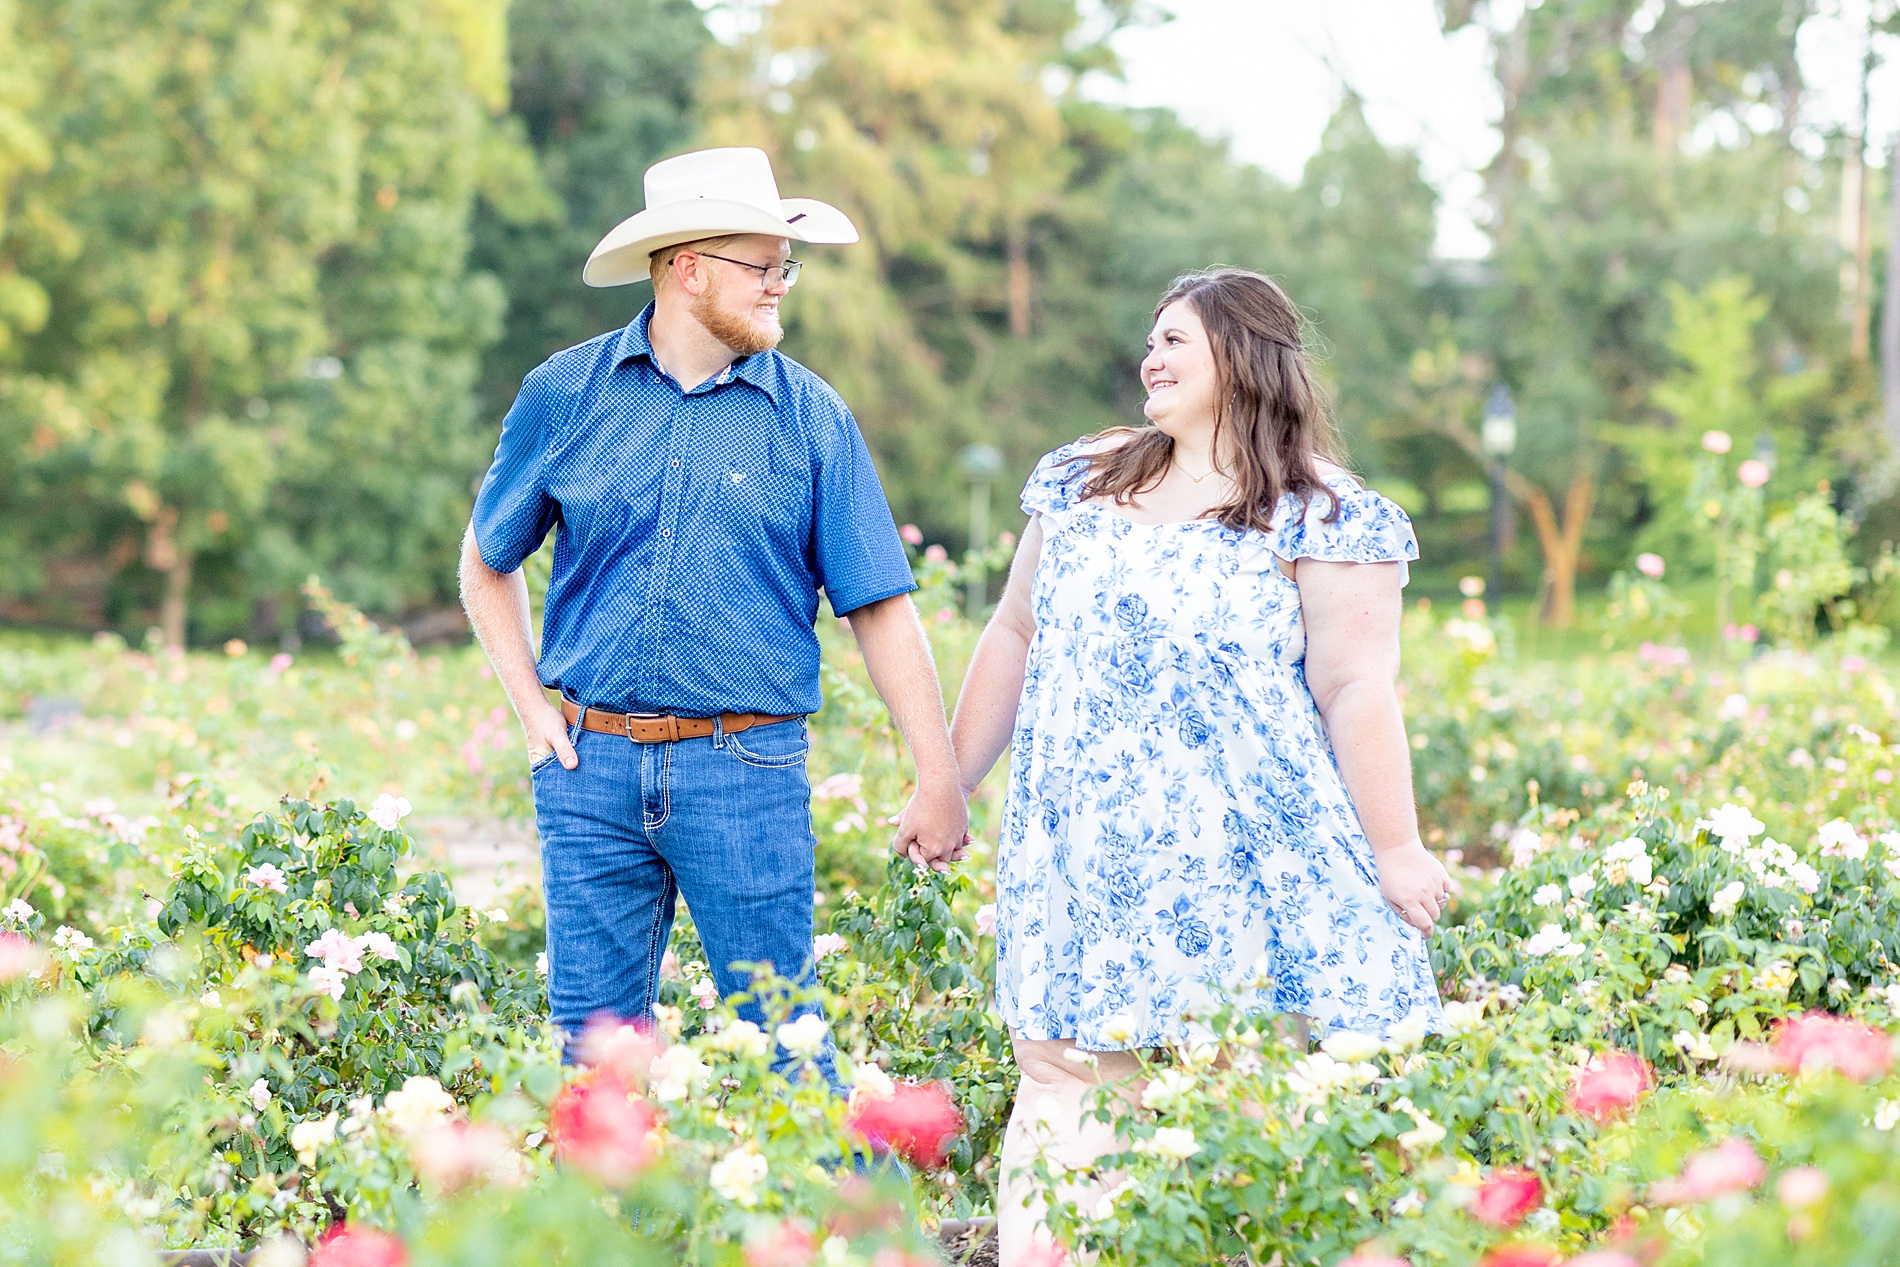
[583,147,859,287]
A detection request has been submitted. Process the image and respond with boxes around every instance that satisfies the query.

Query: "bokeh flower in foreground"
[550,1070,657,1186]
[743,1218,818,1267]
[1570,1051,1650,1123]
[1649,1137,1766,1205]
[311,1225,407,1267]
[1773,1012,1893,1082]
[1470,1169,1543,1227]
[846,1079,962,1167]
[0,931,40,982]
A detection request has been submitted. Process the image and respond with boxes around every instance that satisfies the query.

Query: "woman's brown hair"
[1080,267,1346,533]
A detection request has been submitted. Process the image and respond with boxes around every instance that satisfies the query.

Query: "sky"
[1093,0,1900,259]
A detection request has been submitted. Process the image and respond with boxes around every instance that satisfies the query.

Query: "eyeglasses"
[692,252,802,289]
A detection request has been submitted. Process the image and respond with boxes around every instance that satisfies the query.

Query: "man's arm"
[844,592,969,872]
[458,527,576,770]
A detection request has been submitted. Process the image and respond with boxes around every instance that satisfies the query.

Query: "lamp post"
[1481,385,1517,603]
[959,443,1004,619]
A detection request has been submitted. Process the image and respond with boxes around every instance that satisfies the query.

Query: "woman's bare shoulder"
[1311,456,1360,487]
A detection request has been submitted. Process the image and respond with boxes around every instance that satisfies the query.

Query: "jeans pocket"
[529,748,561,775]
[724,719,810,769]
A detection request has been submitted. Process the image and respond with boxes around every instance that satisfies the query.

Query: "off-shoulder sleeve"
[1273,478,1420,584]
[1020,439,1098,517]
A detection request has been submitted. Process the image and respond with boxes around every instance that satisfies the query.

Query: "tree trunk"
[144,506,192,649]
[1519,473,1594,628]
[1884,133,1900,450]
[1005,219,1031,339]
[161,552,193,650]
[1428,407,1596,628]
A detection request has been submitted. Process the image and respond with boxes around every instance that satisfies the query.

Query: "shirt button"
[671,459,680,469]
[662,529,671,538]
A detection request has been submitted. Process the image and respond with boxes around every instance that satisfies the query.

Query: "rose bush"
[3,576,1900,1263]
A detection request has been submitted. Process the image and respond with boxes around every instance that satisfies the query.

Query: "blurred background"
[2,0,1898,650]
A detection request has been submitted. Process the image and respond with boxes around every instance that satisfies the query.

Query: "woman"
[949,268,1447,1260]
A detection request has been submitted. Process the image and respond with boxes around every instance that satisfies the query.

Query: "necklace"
[1172,455,1225,484]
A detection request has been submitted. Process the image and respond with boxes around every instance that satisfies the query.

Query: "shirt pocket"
[717,453,811,550]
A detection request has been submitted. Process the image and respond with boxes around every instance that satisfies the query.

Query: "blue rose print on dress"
[991,439,1442,1050]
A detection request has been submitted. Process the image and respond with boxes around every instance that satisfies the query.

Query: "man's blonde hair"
[648,234,745,291]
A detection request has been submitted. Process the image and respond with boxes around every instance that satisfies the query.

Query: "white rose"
[248,1078,273,1111]
[1098,1015,1139,1047]
[706,1019,771,1060]
[1709,880,1746,918]
[1531,883,1563,908]
[650,1045,709,1101]
[366,793,413,831]
[1569,870,1596,899]
[1384,1012,1430,1051]
[1440,1000,1486,1034]
[290,1112,339,1161]
[709,1145,768,1206]
[776,1013,830,1061]
[1142,1126,1200,1161]
[1319,1031,1384,1063]
[1139,1068,1198,1113]
[382,1076,455,1137]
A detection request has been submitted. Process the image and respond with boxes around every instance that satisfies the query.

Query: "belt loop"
[712,713,726,749]
[573,701,587,744]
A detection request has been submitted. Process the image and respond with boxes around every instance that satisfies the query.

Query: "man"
[459,147,967,1058]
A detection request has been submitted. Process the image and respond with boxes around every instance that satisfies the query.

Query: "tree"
[1434,0,1847,625]
[469,0,707,420]
[1,0,534,645]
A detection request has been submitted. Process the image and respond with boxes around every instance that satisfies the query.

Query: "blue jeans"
[532,711,826,1074]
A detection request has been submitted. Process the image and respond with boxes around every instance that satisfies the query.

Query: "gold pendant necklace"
[1173,455,1222,484]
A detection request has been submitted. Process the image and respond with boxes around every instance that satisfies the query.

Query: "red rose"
[549,1069,657,1185]
[1773,1012,1893,1082]
[1570,1051,1650,1124]
[1471,1169,1544,1228]
[845,1080,963,1169]
[311,1226,407,1267]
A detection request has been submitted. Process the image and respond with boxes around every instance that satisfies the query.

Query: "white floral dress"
[995,441,1443,1049]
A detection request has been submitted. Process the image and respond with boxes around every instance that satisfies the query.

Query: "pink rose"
[1737,458,1770,488]
[1650,1137,1766,1204]
[1773,1012,1893,1082]
[1634,553,1665,579]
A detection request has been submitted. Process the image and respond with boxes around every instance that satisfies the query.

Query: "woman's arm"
[949,515,1045,797]
[1297,557,1449,933]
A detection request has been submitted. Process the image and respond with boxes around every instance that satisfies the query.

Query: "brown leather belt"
[561,699,796,745]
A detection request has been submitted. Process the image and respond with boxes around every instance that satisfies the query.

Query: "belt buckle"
[624,712,678,743]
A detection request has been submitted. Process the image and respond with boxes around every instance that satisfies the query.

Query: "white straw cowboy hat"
[583,147,859,287]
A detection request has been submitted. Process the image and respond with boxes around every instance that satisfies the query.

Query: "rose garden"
[4,545,1900,1267]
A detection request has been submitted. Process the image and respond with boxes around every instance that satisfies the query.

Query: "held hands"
[891,778,970,874]
[1375,840,1452,934]
[522,697,579,771]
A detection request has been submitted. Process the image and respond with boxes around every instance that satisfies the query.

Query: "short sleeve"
[1021,440,1098,517]
[471,366,562,573]
[1273,478,1420,585]
[812,402,917,616]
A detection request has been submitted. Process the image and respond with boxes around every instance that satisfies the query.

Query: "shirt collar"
[615,302,780,404]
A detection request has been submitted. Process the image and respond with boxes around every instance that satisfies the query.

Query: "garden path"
[410,815,539,910]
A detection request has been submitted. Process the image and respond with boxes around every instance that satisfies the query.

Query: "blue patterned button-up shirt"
[471,304,915,717]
